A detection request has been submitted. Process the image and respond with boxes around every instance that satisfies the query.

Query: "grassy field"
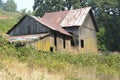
[0,9,120,80]
[0,36,120,80]
[0,9,20,33]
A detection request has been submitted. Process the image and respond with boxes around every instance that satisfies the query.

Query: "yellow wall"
[29,34,71,52]
[34,37,50,52]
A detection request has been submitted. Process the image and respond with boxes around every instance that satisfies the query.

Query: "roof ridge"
[44,7,91,14]
[44,10,69,14]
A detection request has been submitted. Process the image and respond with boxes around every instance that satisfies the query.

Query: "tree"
[0,0,3,8]
[19,8,33,18]
[64,0,81,10]
[33,0,83,16]
[33,0,65,16]
[89,0,120,51]
[3,0,17,12]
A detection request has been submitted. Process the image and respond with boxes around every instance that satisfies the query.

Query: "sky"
[3,0,34,11]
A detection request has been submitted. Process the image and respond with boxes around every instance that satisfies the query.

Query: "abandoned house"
[7,7,98,53]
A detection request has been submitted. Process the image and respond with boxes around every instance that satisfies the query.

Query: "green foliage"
[18,8,33,19]
[90,0,120,51]
[2,0,17,12]
[0,19,18,33]
[33,0,65,17]
[104,15,120,51]
[3,37,119,74]
[97,27,107,51]
[0,36,120,79]
[0,9,20,33]
[33,0,83,17]
[0,0,3,8]
[64,0,81,10]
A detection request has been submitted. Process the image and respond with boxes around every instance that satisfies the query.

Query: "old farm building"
[7,7,98,53]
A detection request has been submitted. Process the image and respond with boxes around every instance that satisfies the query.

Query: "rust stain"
[61,7,91,27]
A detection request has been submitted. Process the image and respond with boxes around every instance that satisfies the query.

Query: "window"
[50,47,53,52]
[71,38,75,46]
[81,40,84,48]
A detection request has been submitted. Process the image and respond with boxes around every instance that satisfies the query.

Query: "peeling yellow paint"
[34,38,50,52]
[79,38,97,53]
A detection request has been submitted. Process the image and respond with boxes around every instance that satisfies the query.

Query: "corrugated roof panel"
[42,7,92,27]
[40,18,71,36]
[43,11,69,24]
[61,7,91,27]
[31,16,56,30]
[31,16,71,36]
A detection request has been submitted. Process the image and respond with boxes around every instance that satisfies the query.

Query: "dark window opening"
[50,47,53,52]
[69,33,75,46]
[63,37,66,49]
[54,34,57,47]
[71,38,75,46]
[81,40,84,48]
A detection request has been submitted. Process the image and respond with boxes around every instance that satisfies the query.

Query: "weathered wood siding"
[33,37,50,52]
[9,16,52,52]
[50,32,71,52]
[24,33,51,52]
[9,16,50,36]
[63,13,97,53]
[79,13,97,53]
[26,31,71,52]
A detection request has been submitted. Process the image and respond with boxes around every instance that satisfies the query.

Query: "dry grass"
[0,57,120,80]
[0,37,119,80]
[0,58,65,80]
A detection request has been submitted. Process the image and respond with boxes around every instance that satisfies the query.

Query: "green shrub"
[0,36,120,78]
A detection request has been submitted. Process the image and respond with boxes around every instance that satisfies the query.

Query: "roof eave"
[89,9,99,32]
[7,15,30,34]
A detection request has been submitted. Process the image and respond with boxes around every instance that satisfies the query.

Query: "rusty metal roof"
[43,10,69,25]
[42,7,98,31]
[61,7,91,27]
[7,15,71,36]
[7,7,98,38]
[42,7,91,27]
[31,16,71,36]
[43,7,91,27]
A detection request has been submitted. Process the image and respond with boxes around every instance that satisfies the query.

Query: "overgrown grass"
[0,36,120,80]
[0,19,19,33]
[0,9,20,33]
[0,9,19,17]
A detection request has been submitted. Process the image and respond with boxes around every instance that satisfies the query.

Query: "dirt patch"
[0,15,13,19]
